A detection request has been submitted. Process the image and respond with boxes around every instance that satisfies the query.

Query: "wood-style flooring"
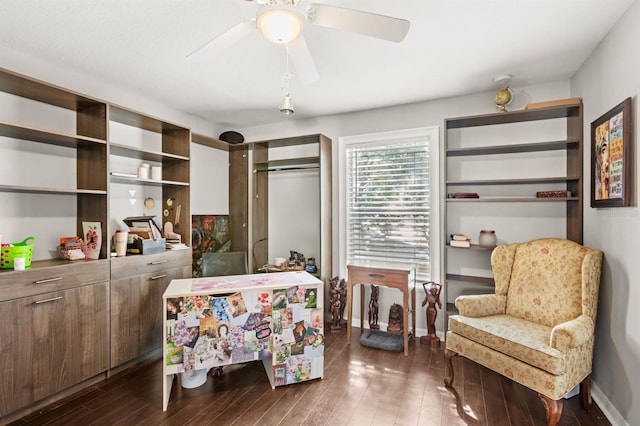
[9,326,611,426]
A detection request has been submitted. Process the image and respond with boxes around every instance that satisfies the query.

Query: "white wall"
[190,142,229,216]
[571,1,640,424]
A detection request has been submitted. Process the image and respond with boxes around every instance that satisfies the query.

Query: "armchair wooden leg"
[580,375,592,409]
[444,349,457,387]
[539,394,563,426]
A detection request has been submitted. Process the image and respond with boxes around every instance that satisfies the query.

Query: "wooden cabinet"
[0,67,108,260]
[110,250,192,367]
[191,133,249,254]
[108,105,191,242]
[0,263,109,418]
[0,66,195,419]
[441,103,583,328]
[250,134,332,281]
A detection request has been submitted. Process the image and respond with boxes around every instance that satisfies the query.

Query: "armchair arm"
[455,294,506,317]
[550,315,594,352]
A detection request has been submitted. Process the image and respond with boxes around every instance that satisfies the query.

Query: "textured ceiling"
[0,0,634,128]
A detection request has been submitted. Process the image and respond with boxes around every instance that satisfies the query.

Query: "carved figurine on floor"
[329,277,342,331]
[368,285,380,329]
[338,278,347,325]
[420,281,442,348]
[387,303,404,334]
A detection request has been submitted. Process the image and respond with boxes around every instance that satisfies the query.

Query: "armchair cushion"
[550,315,594,352]
[505,239,589,327]
[449,314,566,375]
[455,294,506,317]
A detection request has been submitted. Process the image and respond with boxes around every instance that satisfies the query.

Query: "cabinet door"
[110,265,190,367]
[0,282,109,417]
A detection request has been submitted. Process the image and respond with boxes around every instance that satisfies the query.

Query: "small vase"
[478,230,497,247]
[83,221,102,259]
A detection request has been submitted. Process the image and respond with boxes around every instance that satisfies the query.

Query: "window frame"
[338,126,441,282]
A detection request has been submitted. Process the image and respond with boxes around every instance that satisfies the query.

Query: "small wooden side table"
[347,264,415,356]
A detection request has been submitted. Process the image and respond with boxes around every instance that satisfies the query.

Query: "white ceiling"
[0,0,634,130]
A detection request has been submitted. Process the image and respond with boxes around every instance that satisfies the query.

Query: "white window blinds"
[346,137,431,279]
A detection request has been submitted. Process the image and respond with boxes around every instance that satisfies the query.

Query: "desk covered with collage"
[162,271,324,410]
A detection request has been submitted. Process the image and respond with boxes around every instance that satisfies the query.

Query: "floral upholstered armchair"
[444,238,603,426]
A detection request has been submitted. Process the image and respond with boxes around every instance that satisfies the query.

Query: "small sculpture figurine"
[368,285,380,329]
[387,303,404,334]
[421,281,442,348]
[338,278,347,325]
[329,276,343,331]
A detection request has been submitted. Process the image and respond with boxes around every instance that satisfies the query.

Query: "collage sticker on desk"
[165,285,324,386]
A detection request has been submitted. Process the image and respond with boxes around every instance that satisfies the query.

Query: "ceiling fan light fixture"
[279,93,294,115]
[257,6,303,44]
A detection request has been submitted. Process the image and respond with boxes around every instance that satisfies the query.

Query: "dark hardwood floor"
[9,326,611,426]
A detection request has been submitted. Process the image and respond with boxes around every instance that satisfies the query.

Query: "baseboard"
[592,381,628,426]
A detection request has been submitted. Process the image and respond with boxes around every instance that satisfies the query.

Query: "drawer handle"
[151,274,168,280]
[34,277,63,284]
[149,260,167,265]
[34,296,63,304]
[368,273,385,279]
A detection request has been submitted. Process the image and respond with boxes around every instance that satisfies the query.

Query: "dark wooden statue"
[421,281,442,348]
[338,278,347,325]
[329,277,342,331]
[387,303,403,334]
[368,285,380,329]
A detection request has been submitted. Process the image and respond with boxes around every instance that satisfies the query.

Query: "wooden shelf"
[109,142,189,162]
[446,196,580,202]
[446,176,580,186]
[0,68,103,111]
[446,138,579,157]
[446,274,495,287]
[0,120,106,148]
[191,133,231,151]
[109,173,189,187]
[0,184,107,195]
[254,156,320,172]
[445,104,581,129]
[447,244,494,250]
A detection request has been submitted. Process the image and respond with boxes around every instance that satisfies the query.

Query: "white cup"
[114,231,128,257]
[151,166,162,180]
[138,165,149,179]
[14,257,26,270]
[274,257,286,267]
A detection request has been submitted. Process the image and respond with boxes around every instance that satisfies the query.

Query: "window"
[339,127,439,282]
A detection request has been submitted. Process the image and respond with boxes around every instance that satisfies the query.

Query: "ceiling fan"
[187,0,411,84]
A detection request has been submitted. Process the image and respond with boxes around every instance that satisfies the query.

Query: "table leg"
[403,287,409,356]
[359,284,365,331]
[411,283,416,338]
[347,279,353,345]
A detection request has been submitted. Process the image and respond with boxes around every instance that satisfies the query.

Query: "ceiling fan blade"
[309,3,410,42]
[187,20,255,61]
[288,34,319,84]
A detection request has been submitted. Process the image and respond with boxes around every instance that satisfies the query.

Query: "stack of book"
[449,234,471,247]
[449,192,479,199]
[536,190,571,198]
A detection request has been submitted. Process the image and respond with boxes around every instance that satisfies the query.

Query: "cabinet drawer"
[0,259,110,302]
[348,266,411,288]
[110,249,191,280]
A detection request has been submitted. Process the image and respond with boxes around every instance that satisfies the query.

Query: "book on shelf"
[525,97,581,110]
[166,242,189,250]
[450,233,469,241]
[450,239,471,248]
[536,190,572,198]
[449,192,479,199]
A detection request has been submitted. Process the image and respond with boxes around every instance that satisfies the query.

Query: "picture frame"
[590,97,632,208]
